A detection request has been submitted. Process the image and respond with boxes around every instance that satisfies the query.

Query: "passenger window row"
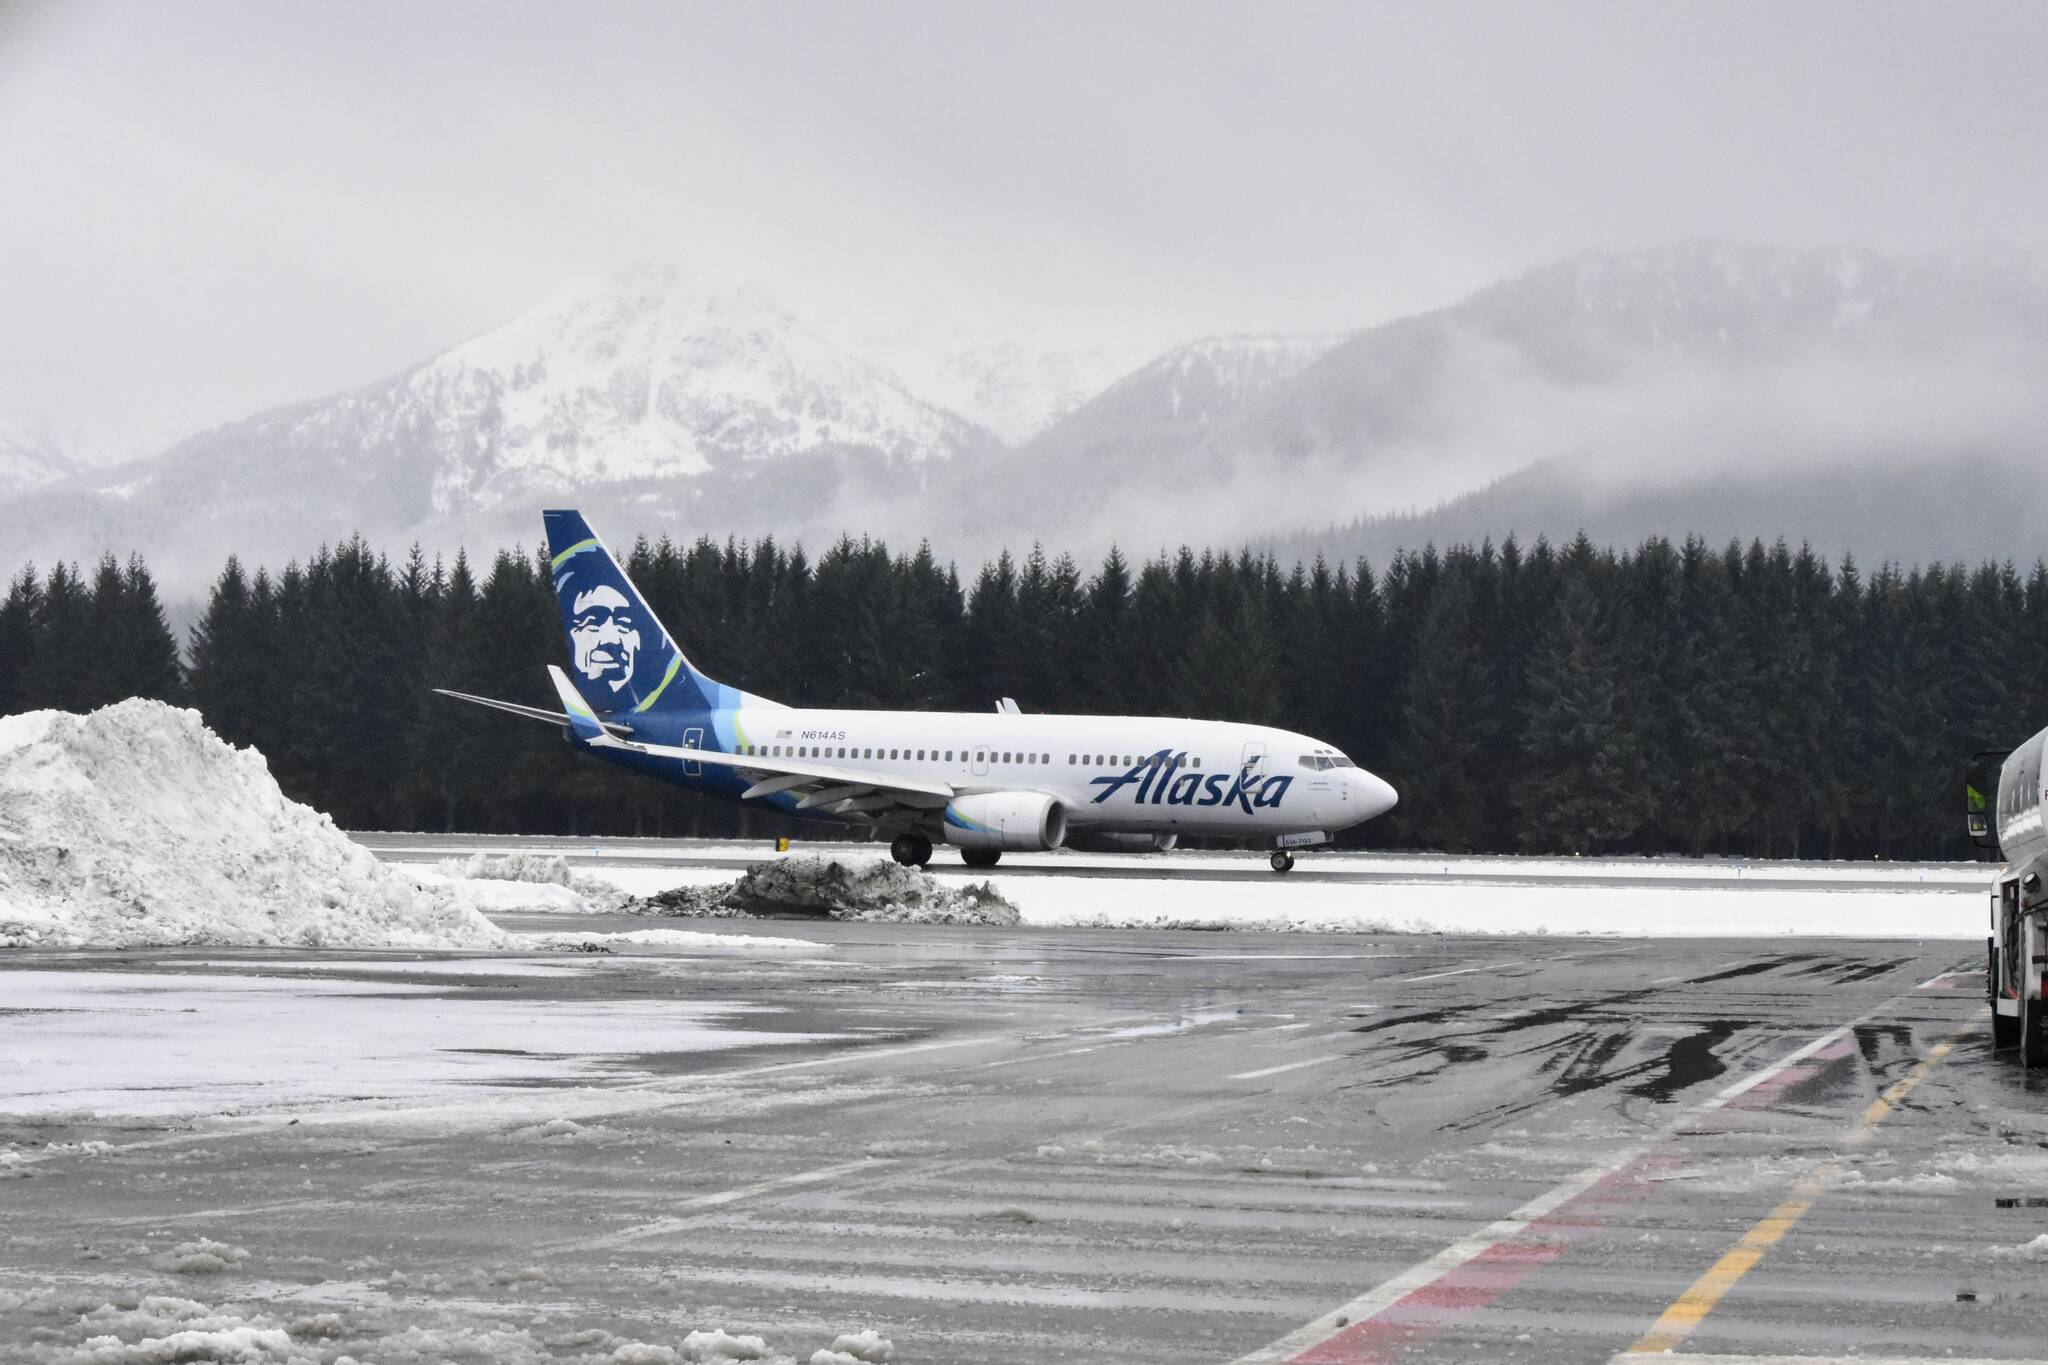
[729,743,1210,771]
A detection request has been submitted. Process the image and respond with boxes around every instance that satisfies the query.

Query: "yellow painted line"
[1624,1034,1961,1355]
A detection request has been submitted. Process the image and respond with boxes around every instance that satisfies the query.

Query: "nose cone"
[1355,769,1398,820]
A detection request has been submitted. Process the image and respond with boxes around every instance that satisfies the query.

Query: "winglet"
[547,664,615,746]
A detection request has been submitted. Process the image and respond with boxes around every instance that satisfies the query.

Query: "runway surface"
[3,920,2043,1364]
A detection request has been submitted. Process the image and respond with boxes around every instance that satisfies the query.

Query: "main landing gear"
[890,833,932,868]
[1270,849,1295,874]
[962,848,1002,870]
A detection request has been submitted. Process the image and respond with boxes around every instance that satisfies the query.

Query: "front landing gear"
[890,833,933,868]
[1270,849,1295,874]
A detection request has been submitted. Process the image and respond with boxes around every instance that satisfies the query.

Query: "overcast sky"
[3,0,2044,461]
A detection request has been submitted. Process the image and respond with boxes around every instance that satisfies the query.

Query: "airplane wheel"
[962,848,1001,869]
[1270,850,1294,874]
[2024,995,2045,1071]
[890,834,933,868]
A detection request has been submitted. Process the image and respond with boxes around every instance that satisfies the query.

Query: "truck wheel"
[1993,1002,2020,1050]
[1991,940,2020,1049]
[2024,995,2045,1071]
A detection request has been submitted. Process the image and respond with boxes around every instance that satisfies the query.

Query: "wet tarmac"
[2,923,2044,1364]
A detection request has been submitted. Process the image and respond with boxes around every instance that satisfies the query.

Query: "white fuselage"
[720,706,1396,838]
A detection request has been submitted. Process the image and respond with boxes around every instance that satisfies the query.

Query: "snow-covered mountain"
[849,334,1143,445]
[8,243,2048,591]
[972,243,2048,567]
[958,333,1347,551]
[0,419,80,499]
[0,267,1003,586]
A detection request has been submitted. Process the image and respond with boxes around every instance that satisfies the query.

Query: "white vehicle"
[1970,727,2048,1066]
[440,510,1398,873]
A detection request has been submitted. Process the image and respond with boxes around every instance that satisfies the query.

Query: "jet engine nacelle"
[1065,831,1178,854]
[941,792,1067,851]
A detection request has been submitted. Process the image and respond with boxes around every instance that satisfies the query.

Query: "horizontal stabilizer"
[432,686,632,737]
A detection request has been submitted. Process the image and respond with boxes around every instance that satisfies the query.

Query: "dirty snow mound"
[632,856,1018,925]
[436,851,629,911]
[0,701,512,950]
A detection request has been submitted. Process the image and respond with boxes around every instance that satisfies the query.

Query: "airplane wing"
[539,666,955,818]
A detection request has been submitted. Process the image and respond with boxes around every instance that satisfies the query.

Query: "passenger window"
[1193,757,1201,769]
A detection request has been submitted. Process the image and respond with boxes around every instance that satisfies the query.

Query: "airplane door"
[681,727,704,778]
[1239,740,1267,779]
[972,745,991,777]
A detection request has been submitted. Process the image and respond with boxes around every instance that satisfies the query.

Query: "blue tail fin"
[542,510,740,718]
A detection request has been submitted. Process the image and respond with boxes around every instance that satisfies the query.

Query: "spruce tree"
[0,566,44,715]
[188,556,262,744]
[1515,575,1645,853]
[28,561,90,713]
[1395,570,1492,851]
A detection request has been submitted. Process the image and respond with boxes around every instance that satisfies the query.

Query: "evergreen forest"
[2,530,2038,861]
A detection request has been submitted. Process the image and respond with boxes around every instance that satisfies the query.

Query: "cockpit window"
[1300,749,1358,771]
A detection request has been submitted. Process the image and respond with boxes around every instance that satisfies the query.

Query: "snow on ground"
[390,838,1984,887]
[0,968,835,1119]
[0,1286,878,1365]
[522,928,823,952]
[0,702,518,950]
[566,855,1986,939]
[1004,875,1981,938]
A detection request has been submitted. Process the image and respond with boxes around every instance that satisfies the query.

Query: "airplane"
[437,510,1398,873]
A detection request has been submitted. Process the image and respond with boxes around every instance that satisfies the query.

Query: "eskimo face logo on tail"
[570,585,641,693]
[1089,749,1292,813]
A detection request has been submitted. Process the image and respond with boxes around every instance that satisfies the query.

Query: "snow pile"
[632,856,1019,926]
[436,851,629,912]
[812,1329,893,1363]
[685,1329,772,1361]
[0,701,512,950]
[156,1238,250,1275]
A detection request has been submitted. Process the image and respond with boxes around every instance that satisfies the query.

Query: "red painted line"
[1678,1036,1858,1133]
[1288,1154,1684,1364]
